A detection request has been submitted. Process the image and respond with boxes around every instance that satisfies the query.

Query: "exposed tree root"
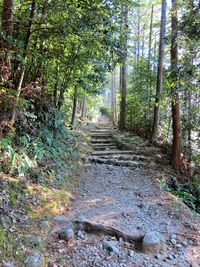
[75,220,144,244]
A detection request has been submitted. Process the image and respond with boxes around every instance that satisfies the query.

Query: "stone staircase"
[86,127,152,167]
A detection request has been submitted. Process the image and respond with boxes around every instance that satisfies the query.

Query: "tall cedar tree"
[171,0,182,170]
[151,0,167,142]
[119,1,128,130]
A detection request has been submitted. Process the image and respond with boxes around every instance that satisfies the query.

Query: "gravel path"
[47,124,200,267]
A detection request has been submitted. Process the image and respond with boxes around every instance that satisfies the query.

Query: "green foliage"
[158,177,200,212]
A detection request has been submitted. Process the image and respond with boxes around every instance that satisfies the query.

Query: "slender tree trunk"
[71,86,78,129]
[137,7,141,62]
[0,0,14,82]
[171,0,181,171]
[148,5,154,68]
[111,69,117,124]
[11,0,36,125]
[54,65,60,108]
[81,98,86,118]
[119,2,128,130]
[151,0,167,142]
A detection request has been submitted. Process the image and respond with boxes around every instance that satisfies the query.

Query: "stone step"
[92,143,116,147]
[95,154,151,161]
[90,134,112,138]
[91,139,114,144]
[90,130,112,133]
[86,157,144,167]
[92,150,136,156]
[93,146,118,151]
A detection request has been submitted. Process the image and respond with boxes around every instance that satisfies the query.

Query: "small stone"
[137,202,145,208]
[25,251,44,267]
[52,215,69,223]
[170,238,177,245]
[78,215,87,222]
[171,234,177,239]
[2,261,15,267]
[129,251,134,257]
[40,220,50,230]
[77,230,85,239]
[182,240,188,247]
[190,263,199,267]
[59,228,74,241]
[175,244,182,248]
[103,241,120,256]
[28,235,43,248]
[188,240,194,245]
[142,231,164,253]
[155,253,161,259]
[167,255,174,260]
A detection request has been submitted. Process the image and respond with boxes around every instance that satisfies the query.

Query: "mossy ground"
[0,127,90,266]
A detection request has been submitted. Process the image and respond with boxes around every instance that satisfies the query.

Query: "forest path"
[47,123,200,267]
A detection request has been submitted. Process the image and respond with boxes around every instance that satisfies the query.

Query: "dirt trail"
[48,122,200,267]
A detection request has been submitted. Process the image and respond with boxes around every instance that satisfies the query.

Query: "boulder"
[142,231,164,253]
[25,251,45,267]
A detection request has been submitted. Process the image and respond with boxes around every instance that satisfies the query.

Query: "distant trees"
[0,0,14,82]
[113,0,199,172]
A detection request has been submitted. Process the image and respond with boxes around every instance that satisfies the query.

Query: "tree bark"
[119,2,128,130]
[81,98,86,118]
[171,0,181,171]
[151,0,167,142]
[71,85,78,129]
[148,5,154,68]
[111,69,117,124]
[0,0,14,82]
[11,0,36,125]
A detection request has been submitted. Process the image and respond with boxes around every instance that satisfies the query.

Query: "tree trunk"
[11,0,36,125]
[111,69,117,124]
[171,0,181,171]
[148,5,154,68]
[71,86,78,129]
[81,98,86,119]
[137,7,141,62]
[151,0,167,142]
[0,0,14,82]
[53,65,60,108]
[119,2,128,130]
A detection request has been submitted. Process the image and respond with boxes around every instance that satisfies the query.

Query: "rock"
[40,220,50,232]
[167,255,174,260]
[129,250,134,257]
[52,215,69,223]
[190,263,200,267]
[142,231,164,253]
[59,228,74,241]
[171,234,177,239]
[77,230,85,239]
[170,238,177,245]
[28,235,43,248]
[155,253,161,259]
[182,240,188,247]
[103,241,120,256]
[175,244,182,248]
[78,214,87,222]
[25,251,45,267]
[2,261,15,267]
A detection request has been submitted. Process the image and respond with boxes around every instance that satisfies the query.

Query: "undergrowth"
[158,176,200,214]
[0,98,90,264]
